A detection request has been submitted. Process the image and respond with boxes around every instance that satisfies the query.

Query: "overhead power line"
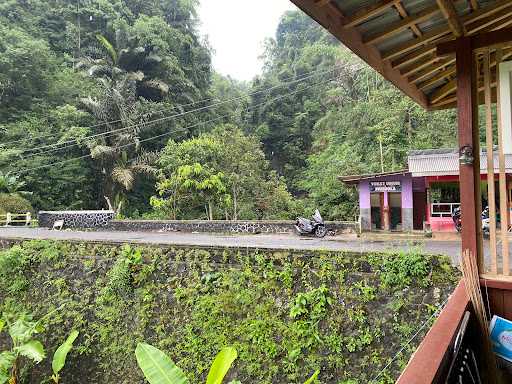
[2,63,342,148]
[12,74,338,176]
[15,71,339,161]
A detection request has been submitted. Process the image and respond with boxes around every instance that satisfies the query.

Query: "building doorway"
[389,192,402,230]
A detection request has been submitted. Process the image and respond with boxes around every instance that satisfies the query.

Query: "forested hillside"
[0,0,458,220]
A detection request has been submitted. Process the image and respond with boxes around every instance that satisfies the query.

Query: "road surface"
[0,227,469,260]
[1,227,508,265]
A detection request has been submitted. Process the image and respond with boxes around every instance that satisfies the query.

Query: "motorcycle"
[452,206,462,232]
[295,209,328,238]
[481,206,490,237]
[451,206,490,237]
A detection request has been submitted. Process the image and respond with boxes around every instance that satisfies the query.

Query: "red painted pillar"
[383,191,390,231]
[456,37,483,270]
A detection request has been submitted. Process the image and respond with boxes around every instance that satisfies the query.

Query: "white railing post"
[431,202,461,217]
[26,212,31,226]
[5,212,11,227]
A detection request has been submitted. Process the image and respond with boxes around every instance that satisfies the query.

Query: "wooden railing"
[0,212,34,227]
[397,282,471,383]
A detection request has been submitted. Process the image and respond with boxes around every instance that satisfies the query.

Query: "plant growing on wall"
[135,343,237,384]
[0,312,79,384]
[135,343,320,384]
[0,313,46,384]
[51,330,79,384]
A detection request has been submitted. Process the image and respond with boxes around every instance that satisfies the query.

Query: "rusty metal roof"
[339,170,410,183]
[290,0,512,110]
[339,148,512,181]
[408,148,512,175]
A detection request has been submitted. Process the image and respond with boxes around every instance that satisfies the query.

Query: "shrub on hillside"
[0,193,33,214]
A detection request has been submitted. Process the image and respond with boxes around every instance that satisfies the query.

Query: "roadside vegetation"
[0,240,459,383]
[0,0,459,220]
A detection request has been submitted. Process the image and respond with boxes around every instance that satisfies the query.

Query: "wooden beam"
[456,36,483,270]
[465,6,512,35]
[431,78,457,104]
[438,26,512,55]
[383,27,451,61]
[383,0,512,61]
[344,0,398,28]
[429,48,512,105]
[462,0,512,25]
[392,45,437,69]
[436,0,465,37]
[430,83,498,108]
[483,49,498,274]
[472,26,512,51]
[290,0,429,108]
[395,2,422,37]
[364,4,442,45]
[495,49,510,275]
[401,55,439,77]
[419,66,456,90]
[429,18,512,100]
[409,57,455,83]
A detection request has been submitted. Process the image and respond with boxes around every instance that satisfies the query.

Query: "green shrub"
[0,193,33,214]
[369,248,431,289]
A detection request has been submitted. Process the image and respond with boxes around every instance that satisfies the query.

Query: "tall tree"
[153,125,296,220]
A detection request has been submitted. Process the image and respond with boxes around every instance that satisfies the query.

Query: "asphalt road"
[0,227,467,260]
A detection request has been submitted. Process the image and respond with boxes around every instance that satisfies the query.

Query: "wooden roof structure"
[290,0,512,110]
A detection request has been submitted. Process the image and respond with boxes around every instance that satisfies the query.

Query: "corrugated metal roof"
[291,0,510,109]
[408,150,512,176]
[339,170,409,183]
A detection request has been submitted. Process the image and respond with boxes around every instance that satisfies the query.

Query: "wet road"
[0,227,469,261]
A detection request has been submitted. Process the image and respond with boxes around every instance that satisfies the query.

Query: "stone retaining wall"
[38,210,115,229]
[106,219,359,234]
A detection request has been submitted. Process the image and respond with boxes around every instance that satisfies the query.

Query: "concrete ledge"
[38,210,114,229]
[106,219,358,235]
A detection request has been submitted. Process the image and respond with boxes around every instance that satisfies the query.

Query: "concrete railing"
[106,219,358,235]
[0,212,33,227]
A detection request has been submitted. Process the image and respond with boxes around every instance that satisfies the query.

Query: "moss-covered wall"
[0,240,459,384]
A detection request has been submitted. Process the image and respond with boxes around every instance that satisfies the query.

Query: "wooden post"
[484,50,498,274]
[496,49,510,275]
[456,37,483,271]
[383,191,390,231]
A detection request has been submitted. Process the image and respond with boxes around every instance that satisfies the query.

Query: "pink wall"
[358,175,414,209]
[430,217,457,232]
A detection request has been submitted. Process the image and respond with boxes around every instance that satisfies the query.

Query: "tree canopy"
[0,3,459,220]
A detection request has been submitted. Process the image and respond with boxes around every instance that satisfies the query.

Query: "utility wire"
[9,65,338,155]
[12,74,338,176]
[14,73,337,161]
[370,297,449,383]
[1,63,341,148]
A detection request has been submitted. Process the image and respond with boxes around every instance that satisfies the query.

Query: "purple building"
[341,149,512,232]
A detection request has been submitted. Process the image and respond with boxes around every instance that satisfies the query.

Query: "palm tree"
[78,34,166,212]
[80,33,170,101]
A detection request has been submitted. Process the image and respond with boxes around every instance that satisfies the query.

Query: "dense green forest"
[0,0,459,220]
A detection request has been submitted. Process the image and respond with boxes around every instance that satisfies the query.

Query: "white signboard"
[369,181,401,192]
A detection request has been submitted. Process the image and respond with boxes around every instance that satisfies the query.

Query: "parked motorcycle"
[451,206,490,237]
[481,206,490,237]
[452,206,462,232]
[295,209,327,238]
